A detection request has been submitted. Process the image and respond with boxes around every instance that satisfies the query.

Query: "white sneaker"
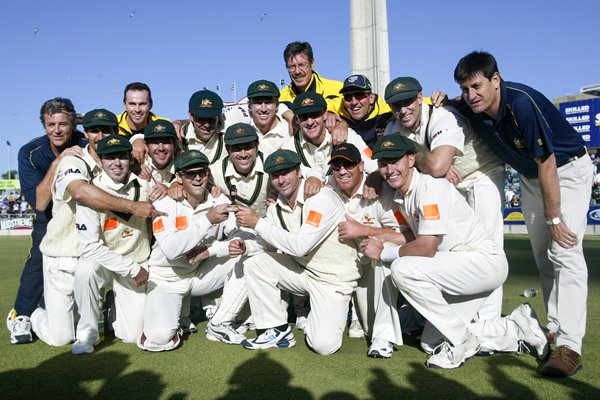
[348,319,365,338]
[426,334,480,369]
[242,326,296,350]
[509,303,549,359]
[368,338,393,358]
[72,338,100,355]
[206,322,247,345]
[6,309,32,344]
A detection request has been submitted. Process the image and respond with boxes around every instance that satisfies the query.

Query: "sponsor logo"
[589,209,600,222]
[75,223,87,231]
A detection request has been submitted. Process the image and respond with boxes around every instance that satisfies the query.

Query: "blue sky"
[1,0,599,175]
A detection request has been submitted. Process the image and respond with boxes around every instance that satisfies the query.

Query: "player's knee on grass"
[306,332,342,356]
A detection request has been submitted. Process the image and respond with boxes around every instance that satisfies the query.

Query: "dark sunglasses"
[330,161,359,172]
[181,168,209,180]
[343,92,369,102]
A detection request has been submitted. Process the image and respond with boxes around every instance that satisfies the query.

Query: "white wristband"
[380,245,401,262]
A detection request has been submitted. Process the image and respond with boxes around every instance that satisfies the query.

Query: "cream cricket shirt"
[40,145,102,258]
[223,105,290,158]
[394,171,500,253]
[210,156,269,217]
[148,193,241,281]
[76,172,151,278]
[144,156,175,186]
[252,180,362,286]
[384,103,501,182]
[281,128,377,178]
[182,123,226,165]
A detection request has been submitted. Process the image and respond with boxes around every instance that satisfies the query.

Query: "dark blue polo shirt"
[18,131,87,221]
[459,80,585,178]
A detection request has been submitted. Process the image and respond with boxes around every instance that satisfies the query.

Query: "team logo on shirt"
[360,214,375,225]
[301,98,315,107]
[200,99,213,108]
[121,227,134,238]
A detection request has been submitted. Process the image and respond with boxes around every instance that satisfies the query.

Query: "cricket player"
[325,143,402,342]
[73,134,151,354]
[281,92,377,179]
[223,80,290,158]
[180,90,227,165]
[233,149,362,355]
[138,149,247,351]
[31,109,156,346]
[361,135,548,368]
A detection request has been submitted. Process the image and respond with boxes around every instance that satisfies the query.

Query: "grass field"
[1,235,599,399]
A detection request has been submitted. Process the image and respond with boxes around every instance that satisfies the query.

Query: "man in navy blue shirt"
[9,98,87,344]
[454,51,593,377]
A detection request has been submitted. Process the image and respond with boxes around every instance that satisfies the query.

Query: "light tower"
[350,0,390,95]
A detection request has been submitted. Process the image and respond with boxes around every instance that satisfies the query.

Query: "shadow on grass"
[216,352,312,400]
[0,351,167,400]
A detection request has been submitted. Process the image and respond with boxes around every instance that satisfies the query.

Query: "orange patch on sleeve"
[363,147,373,159]
[422,204,440,221]
[153,218,165,234]
[103,217,118,231]
[175,216,188,230]
[305,210,323,228]
[393,210,407,225]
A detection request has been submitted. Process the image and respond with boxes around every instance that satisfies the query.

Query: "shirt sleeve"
[254,189,344,257]
[151,198,214,261]
[414,178,451,237]
[76,204,140,278]
[17,145,46,208]
[428,107,466,156]
[55,156,91,200]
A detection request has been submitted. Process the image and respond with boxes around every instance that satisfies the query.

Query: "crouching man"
[138,149,247,351]
[73,135,152,354]
[233,149,362,355]
[362,135,548,368]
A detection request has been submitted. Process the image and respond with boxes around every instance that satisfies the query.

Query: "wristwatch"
[546,217,561,226]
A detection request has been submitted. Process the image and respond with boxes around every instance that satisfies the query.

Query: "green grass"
[1,235,599,399]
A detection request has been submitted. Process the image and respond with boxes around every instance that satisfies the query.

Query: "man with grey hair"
[8,98,86,344]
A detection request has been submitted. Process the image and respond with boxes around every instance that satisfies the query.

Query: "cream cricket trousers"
[391,249,508,346]
[141,256,239,349]
[245,252,355,355]
[519,154,593,354]
[31,255,78,346]
[74,257,146,344]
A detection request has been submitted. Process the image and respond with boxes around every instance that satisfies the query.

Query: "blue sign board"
[559,98,600,148]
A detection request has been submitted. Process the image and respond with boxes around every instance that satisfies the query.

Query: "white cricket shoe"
[348,319,365,338]
[368,338,393,358]
[72,338,100,355]
[6,309,32,344]
[242,326,296,350]
[206,322,247,345]
[180,316,198,335]
[509,303,549,359]
[426,334,480,369]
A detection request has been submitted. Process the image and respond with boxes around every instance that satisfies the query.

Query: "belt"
[560,147,587,167]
